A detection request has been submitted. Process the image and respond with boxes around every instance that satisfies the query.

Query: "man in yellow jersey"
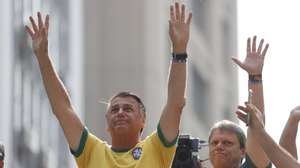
[25,2,192,168]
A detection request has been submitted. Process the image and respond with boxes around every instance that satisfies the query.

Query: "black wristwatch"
[172,53,187,63]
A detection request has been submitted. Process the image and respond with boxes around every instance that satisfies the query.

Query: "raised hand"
[169,2,192,54]
[232,36,269,75]
[236,103,265,130]
[25,12,49,57]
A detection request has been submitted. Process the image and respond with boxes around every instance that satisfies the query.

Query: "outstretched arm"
[237,103,300,168]
[159,3,192,143]
[279,106,300,159]
[25,13,84,150]
[232,36,270,167]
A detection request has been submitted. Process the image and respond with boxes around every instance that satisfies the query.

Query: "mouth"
[214,152,226,157]
[114,120,128,125]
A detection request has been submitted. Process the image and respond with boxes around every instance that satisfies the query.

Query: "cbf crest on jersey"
[132,147,142,160]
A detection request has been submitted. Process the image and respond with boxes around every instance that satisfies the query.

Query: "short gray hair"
[208,120,246,149]
[109,91,146,134]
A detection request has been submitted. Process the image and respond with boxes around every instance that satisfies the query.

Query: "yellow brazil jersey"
[71,125,177,168]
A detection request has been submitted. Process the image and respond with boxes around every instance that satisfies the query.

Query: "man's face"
[209,129,245,168]
[106,96,145,136]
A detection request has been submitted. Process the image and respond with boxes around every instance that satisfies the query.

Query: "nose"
[117,108,125,115]
[215,142,225,149]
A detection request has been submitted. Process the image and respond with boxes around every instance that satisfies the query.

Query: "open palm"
[25,12,49,57]
[232,36,269,75]
[169,3,192,54]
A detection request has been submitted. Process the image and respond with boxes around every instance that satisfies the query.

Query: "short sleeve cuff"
[157,123,178,148]
[70,127,89,157]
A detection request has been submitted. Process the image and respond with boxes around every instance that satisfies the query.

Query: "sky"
[238,0,300,144]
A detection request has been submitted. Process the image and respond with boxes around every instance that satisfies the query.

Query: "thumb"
[231,57,246,70]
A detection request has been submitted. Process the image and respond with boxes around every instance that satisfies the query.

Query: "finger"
[170,5,175,21]
[29,16,38,32]
[236,111,247,123]
[175,2,180,20]
[181,4,185,22]
[244,101,251,108]
[261,43,269,60]
[168,20,172,33]
[25,25,34,37]
[45,15,50,35]
[257,39,264,54]
[247,38,251,54]
[245,103,258,116]
[237,115,247,124]
[238,105,248,112]
[186,13,192,25]
[231,57,246,70]
[38,12,44,30]
[252,36,257,52]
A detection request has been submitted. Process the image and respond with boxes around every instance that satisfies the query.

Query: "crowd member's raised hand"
[232,36,271,167]
[236,102,265,132]
[236,103,300,168]
[232,36,269,75]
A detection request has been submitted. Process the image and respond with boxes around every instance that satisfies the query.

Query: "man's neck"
[111,133,140,150]
[213,164,240,168]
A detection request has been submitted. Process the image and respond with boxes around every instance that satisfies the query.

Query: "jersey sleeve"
[70,127,102,167]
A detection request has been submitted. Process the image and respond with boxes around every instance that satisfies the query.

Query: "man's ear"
[141,115,146,127]
[105,113,111,132]
[142,120,145,128]
[241,147,246,160]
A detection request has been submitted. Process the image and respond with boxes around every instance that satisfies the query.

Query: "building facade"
[0,0,83,167]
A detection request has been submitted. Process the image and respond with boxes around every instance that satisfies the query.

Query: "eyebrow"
[110,104,134,108]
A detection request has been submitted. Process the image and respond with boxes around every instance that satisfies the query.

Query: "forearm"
[167,60,186,108]
[279,115,299,159]
[159,54,187,143]
[247,77,270,167]
[36,53,84,149]
[37,54,73,114]
[249,81,265,121]
[257,128,300,168]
